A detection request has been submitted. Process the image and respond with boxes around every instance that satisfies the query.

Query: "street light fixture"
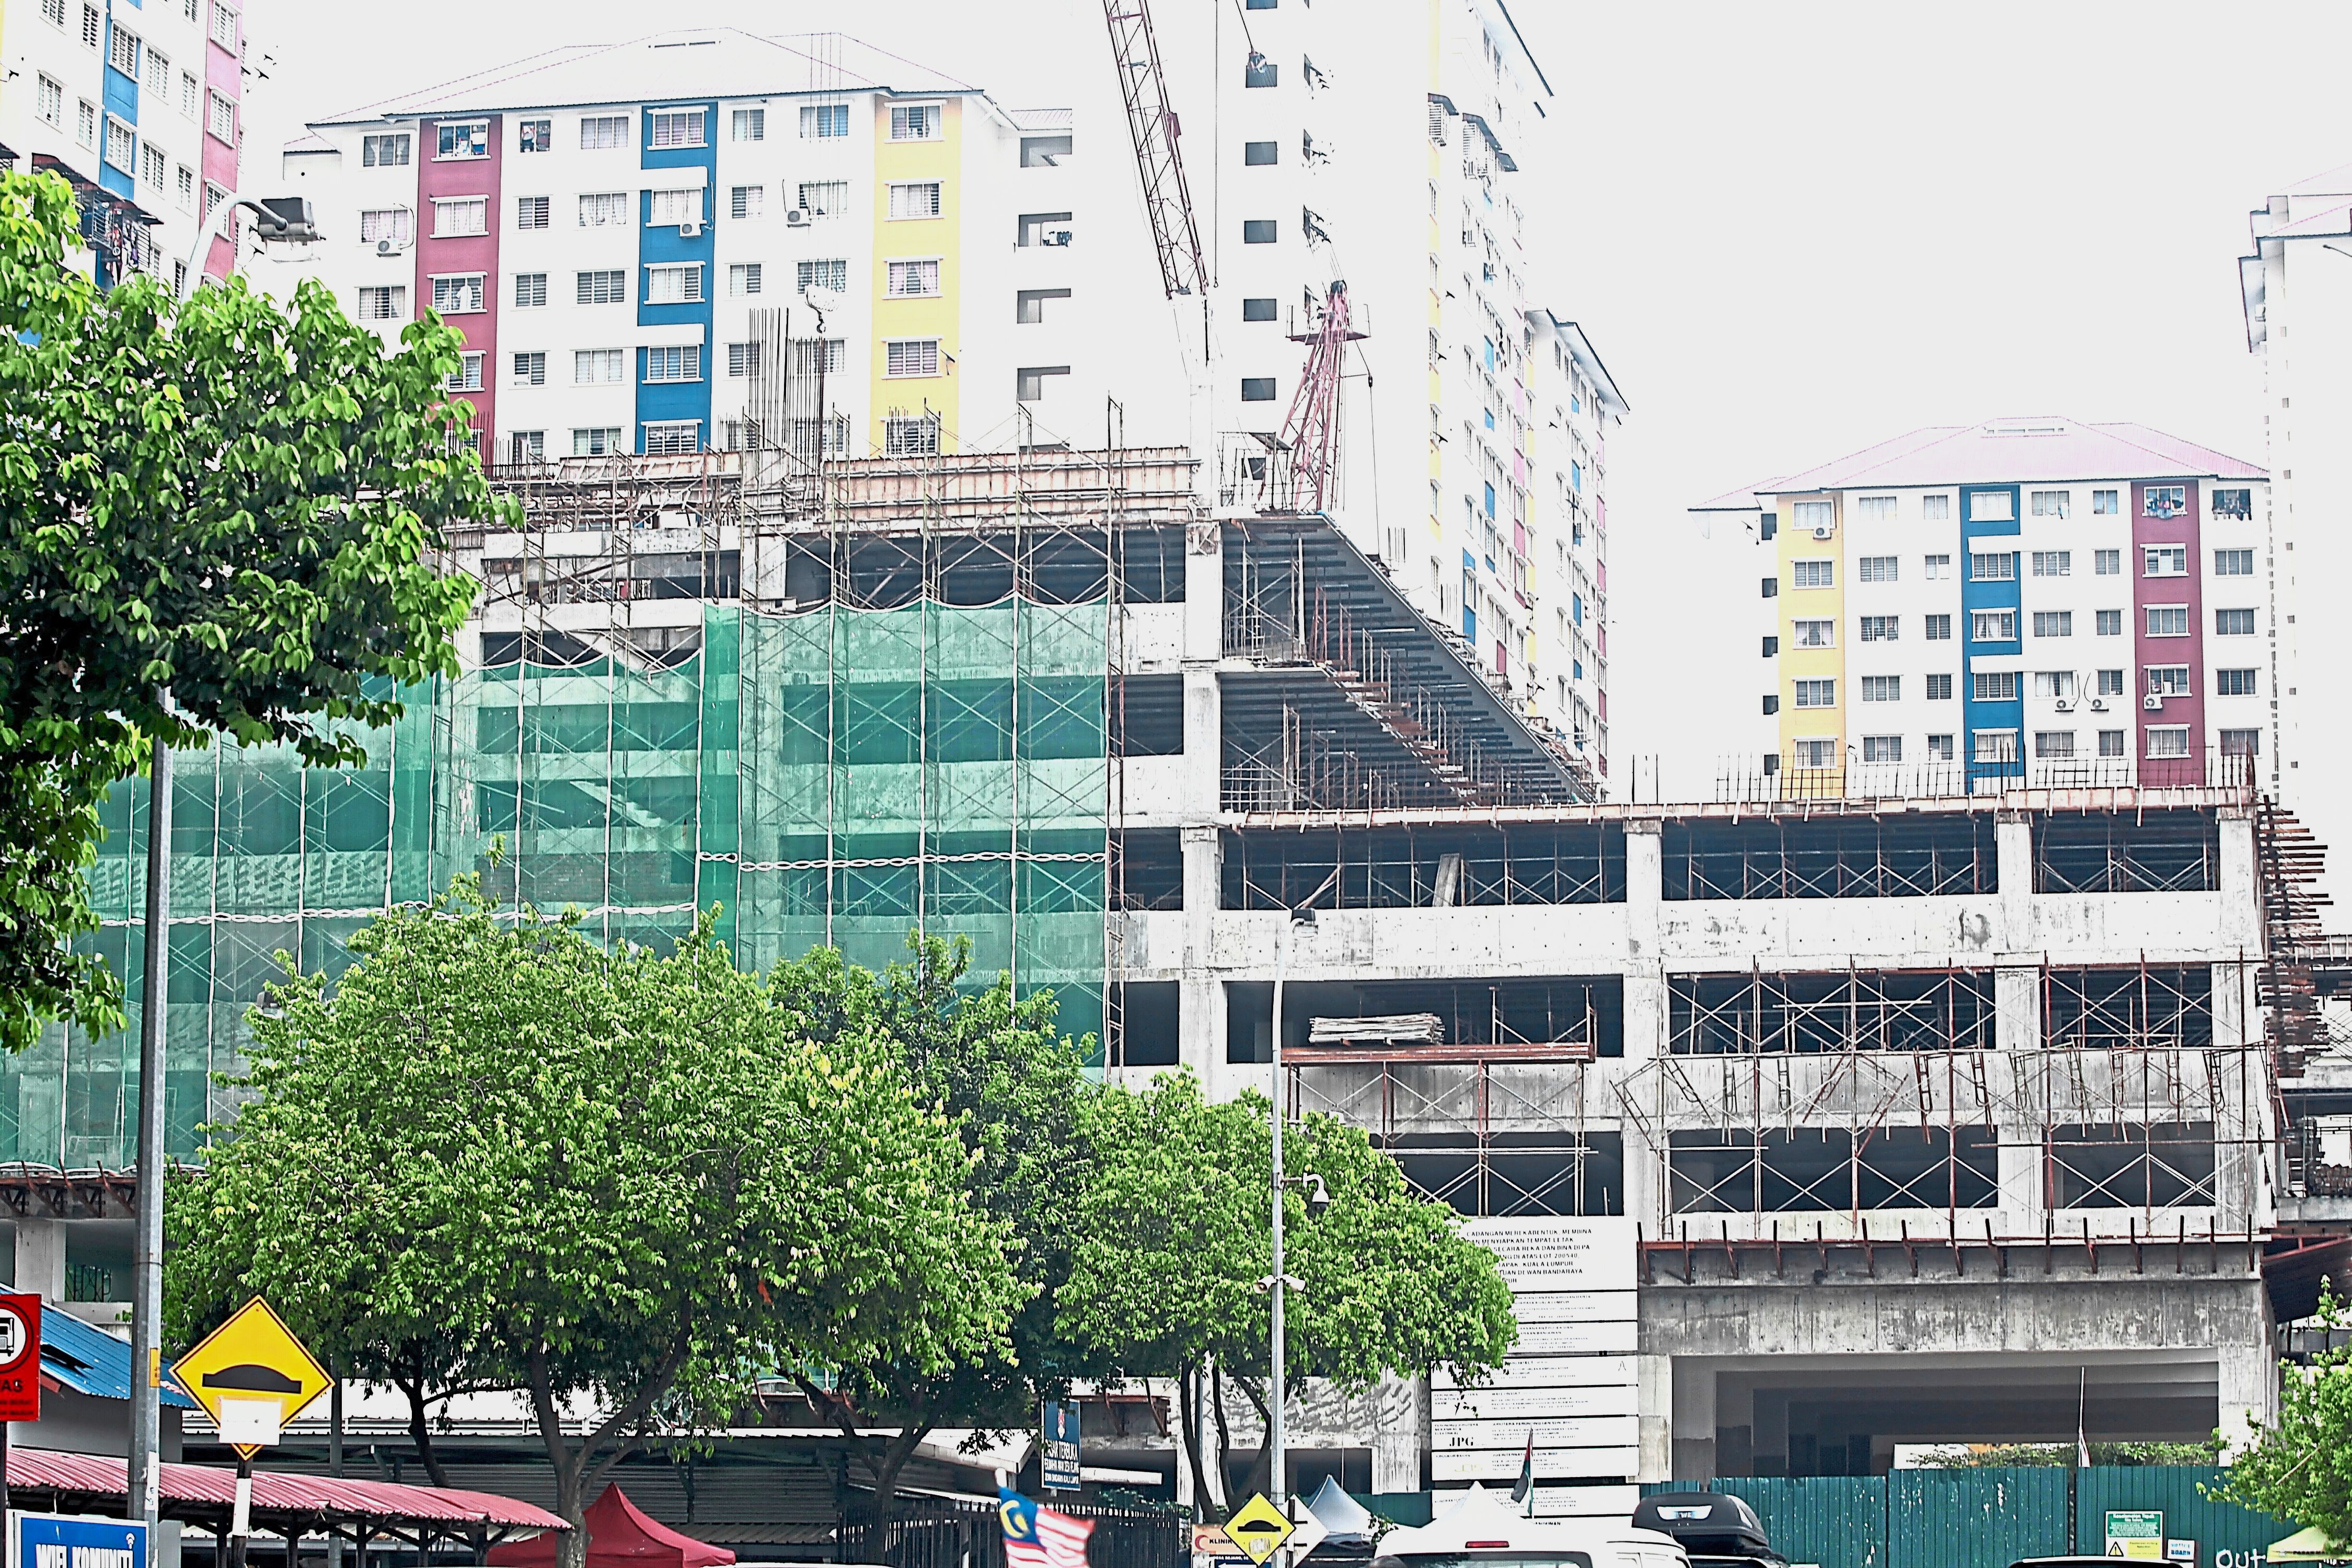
[128,191,324,1532]
[1266,904,1316,1510]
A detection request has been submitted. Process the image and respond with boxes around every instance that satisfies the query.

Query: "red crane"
[1102,0,1208,299]
[1276,280,1367,514]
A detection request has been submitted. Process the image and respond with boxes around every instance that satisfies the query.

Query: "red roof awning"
[9,1448,566,1532]
[488,1486,731,1568]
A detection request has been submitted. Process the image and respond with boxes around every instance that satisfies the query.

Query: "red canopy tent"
[488,1485,735,1568]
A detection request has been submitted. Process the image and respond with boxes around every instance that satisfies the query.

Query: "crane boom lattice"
[1278,280,1367,515]
[1103,0,1208,299]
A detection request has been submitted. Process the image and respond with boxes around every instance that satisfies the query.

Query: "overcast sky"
[241,0,2352,801]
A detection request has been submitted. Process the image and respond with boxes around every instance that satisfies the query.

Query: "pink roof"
[1694,416,2263,509]
[9,1448,566,1530]
[489,1485,733,1568]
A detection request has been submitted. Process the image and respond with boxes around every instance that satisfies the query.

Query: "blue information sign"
[1039,1401,1080,1492]
[9,1512,148,1568]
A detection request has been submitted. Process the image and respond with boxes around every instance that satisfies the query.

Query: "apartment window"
[2215,608,2255,636]
[1859,616,1898,643]
[1793,679,1835,709]
[1018,212,1074,247]
[1923,553,1952,580]
[2098,730,2126,757]
[445,352,485,393]
[890,103,940,141]
[580,192,629,226]
[513,272,548,308]
[889,181,943,220]
[1862,735,1902,763]
[732,107,765,142]
[1968,551,2016,582]
[435,121,487,160]
[801,103,849,139]
[797,258,848,293]
[649,109,707,148]
[2210,487,2254,520]
[1968,490,2014,522]
[1241,377,1277,401]
[797,181,847,217]
[1240,298,1279,324]
[1970,610,2016,642]
[577,270,627,305]
[360,207,414,245]
[2095,609,2122,637]
[1791,500,1833,533]
[1792,619,1835,649]
[2144,664,2190,697]
[1855,496,1896,523]
[2216,667,2258,697]
[207,0,236,48]
[887,259,941,297]
[730,185,765,221]
[2145,606,2188,638]
[574,349,625,385]
[362,133,410,167]
[645,264,704,305]
[1246,53,1278,87]
[510,431,545,464]
[1927,673,1954,701]
[2143,485,2186,517]
[580,115,630,150]
[648,189,702,227]
[1973,730,2020,765]
[2034,671,2076,700]
[433,198,487,237]
[727,342,761,378]
[1927,733,1955,760]
[2146,726,2190,759]
[1246,140,1278,166]
[2031,550,2071,577]
[1761,695,1780,716]
[572,426,622,457]
[512,351,546,386]
[2032,612,2072,638]
[355,285,406,321]
[103,117,134,172]
[2221,728,2262,757]
[2215,548,2255,576]
[2034,731,2076,759]
[2030,490,2070,519]
[2142,545,2187,577]
[1792,559,1834,589]
[1017,287,1071,323]
[516,118,552,153]
[2091,489,2119,515]
[885,338,940,378]
[1921,495,1951,522]
[730,263,763,296]
[1860,676,1900,704]
[109,22,139,76]
[643,345,702,383]
[39,0,61,25]
[429,275,485,314]
[175,166,194,211]
[1243,218,1277,244]
[1021,134,1073,166]
[79,2,97,48]
[1973,671,2017,702]
[1858,555,1897,583]
[2092,548,2120,577]
[516,195,550,230]
[140,143,165,188]
[1016,365,1070,402]
[885,413,941,455]
[2096,670,2126,696]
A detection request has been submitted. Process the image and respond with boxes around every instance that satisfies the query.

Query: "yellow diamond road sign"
[171,1296,332,1459]
[1225,1495,1296,1567]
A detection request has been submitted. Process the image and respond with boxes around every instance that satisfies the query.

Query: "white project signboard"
[1437,1218,1640,1492]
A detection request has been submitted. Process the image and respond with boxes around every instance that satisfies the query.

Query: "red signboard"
[0,1293,40,1421]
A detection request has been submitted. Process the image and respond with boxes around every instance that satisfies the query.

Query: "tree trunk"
[1229,1376,1275,1504]
[1177,1363,1222,1522]
[394,1359,453,1490]
[1209,1363,1238,1512]
[864,1426,929,1557]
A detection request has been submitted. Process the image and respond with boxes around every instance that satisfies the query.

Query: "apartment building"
[0,0,245,288]
[2242,163,2352,913]
[1150,0,1623,771]
[1696,417,2272,794]
[278,30,1111,465]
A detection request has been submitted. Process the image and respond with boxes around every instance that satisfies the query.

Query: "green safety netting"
[16,596,1110,1167]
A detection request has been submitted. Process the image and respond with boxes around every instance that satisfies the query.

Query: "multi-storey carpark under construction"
[15,427,2349,1493]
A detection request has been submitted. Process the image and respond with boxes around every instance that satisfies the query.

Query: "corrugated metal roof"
[315,29,989,125]
[40,1309,197,1409]
[9,1448,565,1529]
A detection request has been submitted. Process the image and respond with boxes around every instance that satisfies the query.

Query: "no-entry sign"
[0,1294,42,1422]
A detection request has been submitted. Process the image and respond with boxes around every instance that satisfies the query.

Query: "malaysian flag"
[999,1486,1094,1568]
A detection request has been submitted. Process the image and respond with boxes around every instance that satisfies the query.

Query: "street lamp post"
[1266,905,1316,1509]
[125,192,321,1531]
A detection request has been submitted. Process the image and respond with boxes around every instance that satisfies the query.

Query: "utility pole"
[1266,906,1315,1506]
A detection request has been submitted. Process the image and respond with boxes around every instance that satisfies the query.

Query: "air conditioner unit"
[1812,524,1835,540]
[2144,693,2165,710]
[678,220,704,237]
[375,237,399,256]
[785,208,811,226]
[2089,697,2108,711]
[2054,699,2074,713]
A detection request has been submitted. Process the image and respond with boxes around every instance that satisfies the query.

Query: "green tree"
[769,937,1099,1531]
[2215,1286,2352,1548]
[0,168,498,1051]
[167,884,1023,1568]
[1061,1072,1517,1515]
[1915,1440,2224,1468]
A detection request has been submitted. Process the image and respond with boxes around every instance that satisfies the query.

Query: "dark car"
[1629,1495,1784,1568]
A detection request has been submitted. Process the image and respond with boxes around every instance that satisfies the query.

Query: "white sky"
[241,0,2352,801]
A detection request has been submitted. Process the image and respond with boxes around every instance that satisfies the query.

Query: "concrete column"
[1994,811,2033,949]
[1367,1375,1425,1493]
[1636,1354,1674,1484]
[1668,1358,1716,1482]
[2218,1330,2278,1457]
[1994,964,2045,1219]
[2217,807,2259,950]
[1183,521,1224,663]
[1621,820,1668,1227]
[1181,670,1222,818]
[13,1217,64,1301]
[1180,826,1224,1080]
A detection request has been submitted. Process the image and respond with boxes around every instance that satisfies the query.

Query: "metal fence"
[840,1495,1186,1568]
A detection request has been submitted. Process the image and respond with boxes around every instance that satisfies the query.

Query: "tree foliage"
[2214,1285,2352,1547]
[1062,1071,1517,1514]
[1914,1440,2224,1468]
[166,884,1022,1568]
[770,936,1099,1528]
[0,169,502,1051]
